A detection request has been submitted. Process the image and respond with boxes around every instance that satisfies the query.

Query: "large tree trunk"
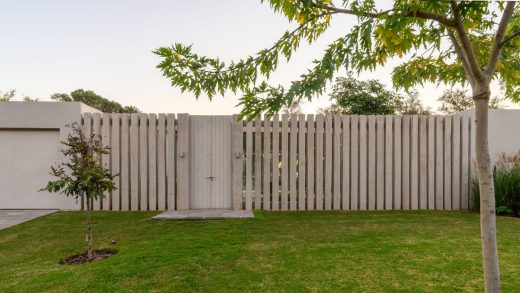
[86,195,94,259]
[473,84,500,292]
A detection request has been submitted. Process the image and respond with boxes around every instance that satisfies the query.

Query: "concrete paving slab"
[152,209,254,220]
[0,210,58,230]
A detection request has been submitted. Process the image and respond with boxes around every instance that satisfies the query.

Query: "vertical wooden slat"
[254,116,262,210]
[177,114,190,210]
[166,114,176,210]
[139,114,148,210]
[231,115,243,210]
[393,116,402,209]
[263,116,271,211]
[148,114,157,211]
[271,115,280,211]
[121,114,130,211]
[324,115,333,210]
[306,114,315,210]
[110,114,121,211]
[157,114,166,210]
[130,114,139,210]
[402,116,410,210]
[410,115,419,210]
[298,114,306,211]
[245,120,253,210]
[444,116,452,210]
[452,115,461,210]
[315,114,324,210]
[359,115,367,210]
[342,116,350,210]
[333,115,341,210]
[461,116,470,210]
[350,116,359,210]
[435,116,444,209]
[367,116,376,210]
[290,114,298,210]
[419,116,428,210]
[384,116,393,210]
[92,113,102,210]
[280,114,289,211]
[427,116,436,210]
[101,113,111,210]
[376,116,384,210]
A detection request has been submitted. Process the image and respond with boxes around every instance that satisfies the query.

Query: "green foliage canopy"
[51,89,140,113]
[321,73,423,115]
[154,0,520,119]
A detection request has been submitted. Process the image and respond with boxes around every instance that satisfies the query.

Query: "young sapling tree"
[42,122,116,260]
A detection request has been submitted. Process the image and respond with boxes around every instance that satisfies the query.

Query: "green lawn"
[1,211,519,292]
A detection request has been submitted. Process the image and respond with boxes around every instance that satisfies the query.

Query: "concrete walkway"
[153,209,254,220]
[0,210,57,230]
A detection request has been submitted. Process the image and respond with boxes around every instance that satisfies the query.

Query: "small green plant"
[473,164,520,217]
[41,123,116,259]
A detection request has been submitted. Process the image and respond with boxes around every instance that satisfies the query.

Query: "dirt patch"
[60,248,118,265]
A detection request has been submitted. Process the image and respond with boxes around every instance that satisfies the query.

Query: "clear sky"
[0,0,511,114]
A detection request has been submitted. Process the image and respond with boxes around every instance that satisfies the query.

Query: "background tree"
[22,96,39,102]
[399,90,433,115]
[0,89,16,101]
[281,99,303,115]
[0,89,38,101]
[41,123,116,260]
[320,73,402,115]
[438,88,505,114]
[51,89,140,113]
[319,74,431,115]
[155,1,520,290]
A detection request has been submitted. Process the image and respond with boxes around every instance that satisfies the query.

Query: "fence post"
[177,113,190,210]
[231,115,243,210]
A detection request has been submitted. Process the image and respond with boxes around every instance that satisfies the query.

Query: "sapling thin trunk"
[86,194,94,259]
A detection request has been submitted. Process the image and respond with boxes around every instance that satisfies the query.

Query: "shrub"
[472,165,520,216]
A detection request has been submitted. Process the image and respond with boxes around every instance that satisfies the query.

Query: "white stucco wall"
[456,109,520,165]
[0,102,99,210]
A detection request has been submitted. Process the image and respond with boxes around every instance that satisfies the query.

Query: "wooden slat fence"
[83,113,180,211]
[240,114,472,211]
[82,113,472,211]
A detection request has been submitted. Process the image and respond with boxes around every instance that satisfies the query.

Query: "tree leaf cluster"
[41,123,117,201]
[155,1,520,120]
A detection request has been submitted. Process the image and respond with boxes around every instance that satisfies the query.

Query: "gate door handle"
[206,176,215,181]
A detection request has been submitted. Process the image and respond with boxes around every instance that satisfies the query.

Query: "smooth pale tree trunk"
[473,84,500,292]
[86,195,94,259]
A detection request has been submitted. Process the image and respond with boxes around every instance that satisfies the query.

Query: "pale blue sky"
[0,0,509,114]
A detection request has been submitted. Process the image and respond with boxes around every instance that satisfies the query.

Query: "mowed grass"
[1,211,519,292]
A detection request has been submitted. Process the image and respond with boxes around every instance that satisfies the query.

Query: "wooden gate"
[189,116,233,209]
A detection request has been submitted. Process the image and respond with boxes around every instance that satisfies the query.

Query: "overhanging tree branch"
[450,0,485,81]
[500,30,520,47]
[309,1,456,28]
[486,2,518,76]
[448,30,476,87]
[189,11,336,75]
